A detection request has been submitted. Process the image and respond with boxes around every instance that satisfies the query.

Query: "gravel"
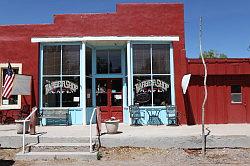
[1,147,250,166]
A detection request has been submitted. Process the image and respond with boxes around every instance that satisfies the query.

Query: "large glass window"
[42,45,80,107]
[96,49,121,74]
[133,44,171,106]
[133,44,151,74]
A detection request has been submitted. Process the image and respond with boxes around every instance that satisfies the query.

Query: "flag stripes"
[2,63,15,99]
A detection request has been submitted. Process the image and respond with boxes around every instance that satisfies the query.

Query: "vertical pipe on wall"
[81,42,86,125]
[127,41,132,124]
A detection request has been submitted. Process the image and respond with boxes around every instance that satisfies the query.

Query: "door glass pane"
[96,50,108,74]
[96,80,107,106]
[111,79,122,93]
[152,44,170,74]
[43,46,61,75]
[62,76,80,107]
[133,76,152,106]
[43,77,61,107]
[152,75,171,106]
[111,79,122,106]
[109,50,121,73]
[112,94,122,106]
[62,45,80,75]
[133,44,151,74]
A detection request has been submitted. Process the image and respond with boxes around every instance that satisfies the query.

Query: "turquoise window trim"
[85,44,95,50]
[81,42,86,125]
[40,42,82,46]
[39,44,43,113]
[91,48,96,107]
[92,46,126,110]
[94,74,124,78]
[95,46,126,50]
[131,41,171,45]
[130,41,175,106]
[80,43,84,108]
[170,42,175,105]
[40,42,82,109]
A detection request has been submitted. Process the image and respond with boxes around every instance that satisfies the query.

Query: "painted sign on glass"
[134,78,170,105]
[135,79,169,93]
[45,80,78,95]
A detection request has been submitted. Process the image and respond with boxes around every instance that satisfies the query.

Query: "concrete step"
[15,151,97,161]
[37,136,98,143]
[27,143,94,152]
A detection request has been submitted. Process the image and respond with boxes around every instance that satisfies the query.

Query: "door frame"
[91,46,127,123]
[96,78,124,122]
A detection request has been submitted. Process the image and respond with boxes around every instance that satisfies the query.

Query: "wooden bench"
[39,109,69,126]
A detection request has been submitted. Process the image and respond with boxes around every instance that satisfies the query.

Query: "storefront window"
[133,44,151,74]
[62,45,80,75]
[42,45,80,107]
[133,44,171,106]
[96,49,121,74]
[133,76,152,106]
[43,77,61,107]
[43,46,61,75]
[152,44,170,74]
[152,75,171,106]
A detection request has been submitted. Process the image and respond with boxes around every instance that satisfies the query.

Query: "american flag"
[2,63,15,98]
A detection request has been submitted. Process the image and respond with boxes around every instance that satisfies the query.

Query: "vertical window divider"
[150,44,153,107]
[60,45,63,107]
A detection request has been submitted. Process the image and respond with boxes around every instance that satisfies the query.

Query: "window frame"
[131,43,174,107]
[96,49,122,74]
[0,63,22,110]
[41,43,81,108]
[230,85,242,104]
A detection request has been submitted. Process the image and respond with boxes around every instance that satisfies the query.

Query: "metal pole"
[199,16,207,156]
[22,121,25,154]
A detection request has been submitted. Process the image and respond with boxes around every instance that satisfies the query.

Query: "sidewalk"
[0,124,250,149]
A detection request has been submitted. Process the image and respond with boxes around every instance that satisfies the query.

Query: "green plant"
[97,151,103,160]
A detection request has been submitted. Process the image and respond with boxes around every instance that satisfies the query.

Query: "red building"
[0,3,249,125]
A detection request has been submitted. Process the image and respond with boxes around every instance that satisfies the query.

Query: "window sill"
[231,102,242,105]
[0,105,21,110]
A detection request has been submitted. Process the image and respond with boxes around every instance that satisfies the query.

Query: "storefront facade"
[1,3,249,125]
[37,38,177,125]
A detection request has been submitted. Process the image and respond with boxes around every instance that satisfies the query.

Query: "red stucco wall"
[0,3,188,123]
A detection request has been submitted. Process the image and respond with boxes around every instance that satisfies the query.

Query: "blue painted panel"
[123,107,130,124]
[86,107,96,125]
[69,108,83,125]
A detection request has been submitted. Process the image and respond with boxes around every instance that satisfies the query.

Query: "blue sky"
[0,0,249,58]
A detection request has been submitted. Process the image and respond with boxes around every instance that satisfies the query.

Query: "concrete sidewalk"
[0,124,250,149]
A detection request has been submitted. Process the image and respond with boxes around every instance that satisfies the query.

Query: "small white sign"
[73,97,80,102]
[87,93,91,99]
[2,99,9,105]
[114,95,122,100]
